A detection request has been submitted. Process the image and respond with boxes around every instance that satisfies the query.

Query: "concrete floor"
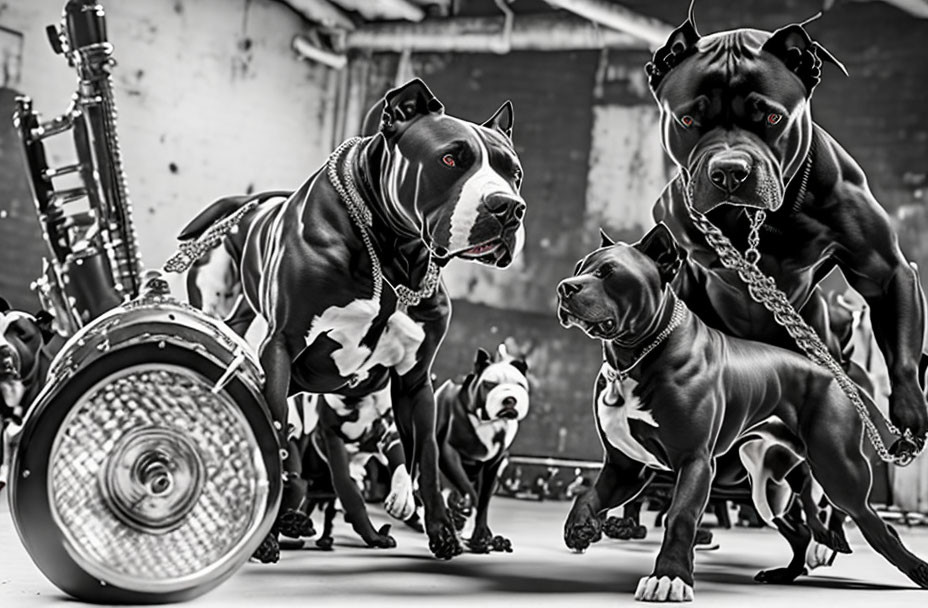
[2,496,927,607]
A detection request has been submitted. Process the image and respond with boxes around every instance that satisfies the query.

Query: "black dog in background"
[275,392,416,554]
[0,298,56,490]
[435,345,530,553]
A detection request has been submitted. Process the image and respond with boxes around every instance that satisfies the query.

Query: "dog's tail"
[177,190,292,241]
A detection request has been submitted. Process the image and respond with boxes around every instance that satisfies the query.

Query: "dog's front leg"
[259,334,291,435]
[438,441,477,530]
[636,456,713,602]
[317,423,396,548]
[380,426,418,523]
[251,333,294,563]
[565,450,651,553]
[392,371,462,559]
[468,457,511,553]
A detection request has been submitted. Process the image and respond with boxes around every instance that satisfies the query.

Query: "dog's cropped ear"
[509,358,528,376]
[0,297,10,313]
[762,23,847,95]
[482,101,514,140]
[381,78,444,137]
[645,4,701,93]
[633,223,685,284]
[496,343,510,361]
[33,310,56,343]
[474,347,492,373]
[599,228,615,248]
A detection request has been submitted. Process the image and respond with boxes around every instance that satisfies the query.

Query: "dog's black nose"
[708,154,752,194]
[485,194,526,223]
[502,396,517,408]
[558,280,581,299]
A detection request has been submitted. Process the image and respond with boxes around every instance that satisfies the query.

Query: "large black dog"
[646,8,928,456]
[176,78,526,560]
[557,234,928,602]
[565,225,854,579]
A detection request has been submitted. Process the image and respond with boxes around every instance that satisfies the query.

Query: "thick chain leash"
[685,195,918,466]
[163,138,441,310]
[163,200,259,274]
[326,137,440,309]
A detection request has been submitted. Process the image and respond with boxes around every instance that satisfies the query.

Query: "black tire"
[9,343,281,604]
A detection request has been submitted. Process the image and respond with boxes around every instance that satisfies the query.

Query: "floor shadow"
[240,557,639,595]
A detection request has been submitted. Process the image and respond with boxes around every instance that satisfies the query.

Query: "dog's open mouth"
[558,306,618,339]
[460,239,501,260]
[497,408,519,420]
[0,360,19,381]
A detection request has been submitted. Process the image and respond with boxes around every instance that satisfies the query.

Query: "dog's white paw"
[0,421,22,491]
[634,576,694,602]
[384,466,415,520]
[805,540,836,571]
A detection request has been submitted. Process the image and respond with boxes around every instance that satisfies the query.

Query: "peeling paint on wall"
[0,25,22,88]
[0,0,333,300]
[585,104,668,243]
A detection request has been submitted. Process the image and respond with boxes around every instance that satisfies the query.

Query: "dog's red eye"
[680,115,694,128]
[442,154,456,167]
[767,113,782,126]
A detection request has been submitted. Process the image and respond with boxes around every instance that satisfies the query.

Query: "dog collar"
[328,137,440,309]
[605,295,687,382]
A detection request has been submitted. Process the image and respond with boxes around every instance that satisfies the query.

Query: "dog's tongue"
[466,243,496,255]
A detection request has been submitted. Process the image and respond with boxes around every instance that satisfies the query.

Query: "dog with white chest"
[0,298,56,490]
[435,344,530,553]
[175,78,527,561]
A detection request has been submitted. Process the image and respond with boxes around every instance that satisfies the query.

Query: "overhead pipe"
[543,0,673,48]
[282,0,355,30]
[319,13,650,55]
[330,0,426,22]
[292,34,348,69]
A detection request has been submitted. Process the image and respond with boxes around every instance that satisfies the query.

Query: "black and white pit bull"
[435,344,529,553]
[0,298,55,490]
[646,8,928,457]
[556,233,928,602]
[175,78,526,561]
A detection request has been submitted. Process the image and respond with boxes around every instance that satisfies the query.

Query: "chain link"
[683,188,917,466]
[327,137,440,309]
[614,297,687,381]
[163,200,259,274]
[745,209,765,266]
[165,137,440,312]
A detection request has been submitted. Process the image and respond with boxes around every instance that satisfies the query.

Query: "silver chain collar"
[602,296,687,383]
[326,137,440,309]
[163,200,259,274]
[683,182,919,466]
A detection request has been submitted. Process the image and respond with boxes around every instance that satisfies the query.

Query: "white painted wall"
[584,104,667,239]
[0,0,334,295]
